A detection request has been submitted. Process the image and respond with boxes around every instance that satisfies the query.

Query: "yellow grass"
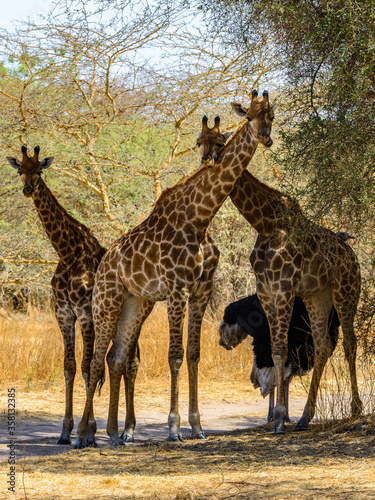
[0,303,253,389]
[2,306,375,500]
[3,425,375,499]
[2,304,375,417]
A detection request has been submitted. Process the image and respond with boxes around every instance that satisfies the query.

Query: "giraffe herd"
[7,89,363,447]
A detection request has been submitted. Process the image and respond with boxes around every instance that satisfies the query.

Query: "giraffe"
[197,115,232,164]
[6,146,107,444]
[73,89,274,448]
[197,114,363,433]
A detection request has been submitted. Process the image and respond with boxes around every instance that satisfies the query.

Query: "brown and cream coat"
[7,146,106,444]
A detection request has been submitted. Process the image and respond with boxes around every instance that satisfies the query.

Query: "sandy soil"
[2,382,375,500]
[0,382,309,461]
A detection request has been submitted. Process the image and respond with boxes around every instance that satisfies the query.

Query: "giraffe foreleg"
[166,290,188,442]
[186,298,207,440]
[186,235,219,439]
[187,283,216,437]
[55,300,77,445]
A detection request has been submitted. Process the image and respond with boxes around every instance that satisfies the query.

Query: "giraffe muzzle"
[258,132,273,147]
[23,185,34,197]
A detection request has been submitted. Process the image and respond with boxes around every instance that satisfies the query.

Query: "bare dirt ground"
[1,382,307,461]
[1,381,375,499]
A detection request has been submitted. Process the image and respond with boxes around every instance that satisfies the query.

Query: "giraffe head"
[196,115,232,164]
[6,146,54,197]
[231,89,275,147]
[196,90,275,164]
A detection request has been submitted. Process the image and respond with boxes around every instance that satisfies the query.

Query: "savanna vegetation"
[1,1,375,498]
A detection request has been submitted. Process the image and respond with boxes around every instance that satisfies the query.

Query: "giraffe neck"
[230,169,302,236]
[158,121,259,236]
[31,176,90,264]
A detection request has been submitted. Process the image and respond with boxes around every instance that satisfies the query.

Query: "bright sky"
[1,0,55,30]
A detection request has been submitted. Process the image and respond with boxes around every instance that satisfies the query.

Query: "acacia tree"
[0,0,281,301]
[190,0,375,339]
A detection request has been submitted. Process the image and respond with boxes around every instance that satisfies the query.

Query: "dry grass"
[0,303,252,390]
[3,423,375,499]
[2,304,375,418]
[2,306,375,499]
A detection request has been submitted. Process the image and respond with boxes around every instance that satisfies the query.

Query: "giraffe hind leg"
[335,301,362,417]
[106,296,154,446]
[120,337,141,443]
[258,292,293,435]
[295,294,332,430]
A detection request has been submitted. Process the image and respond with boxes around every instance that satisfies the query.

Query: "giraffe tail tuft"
[97,371,106,396]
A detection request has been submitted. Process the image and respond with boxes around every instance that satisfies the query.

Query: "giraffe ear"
[223,131,232,141]
[6,156,21,169]
[40,157,54,169]
[231,103,248,117]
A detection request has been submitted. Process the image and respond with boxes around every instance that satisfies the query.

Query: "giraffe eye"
[38,171,42,176]
[270,117,274,122]
[196,141,201,147]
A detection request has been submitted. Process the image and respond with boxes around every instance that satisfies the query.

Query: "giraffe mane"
[43,182,97,238]
[154,165,210,208]
[243,170,301,211]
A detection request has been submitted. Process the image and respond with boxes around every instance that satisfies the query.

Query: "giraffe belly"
[295,273,332,297]
[117,254,205,303]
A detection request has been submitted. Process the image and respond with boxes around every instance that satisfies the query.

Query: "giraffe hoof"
[120,432,135,443]
[110,437,125,447]
[167,434,183,442]
[272,406,286,434]
[295,415,309,430]
[73,438,88,449]
[295,422,309,431]
[57,435,71,445]
[194,432,206,440]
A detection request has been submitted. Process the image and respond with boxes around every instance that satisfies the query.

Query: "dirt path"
[1,395,308,461]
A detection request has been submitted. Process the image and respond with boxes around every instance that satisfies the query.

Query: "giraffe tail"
[97,370,106,396]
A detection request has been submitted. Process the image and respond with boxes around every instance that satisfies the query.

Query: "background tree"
[193,0,375,343]
[0,0,279,306]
